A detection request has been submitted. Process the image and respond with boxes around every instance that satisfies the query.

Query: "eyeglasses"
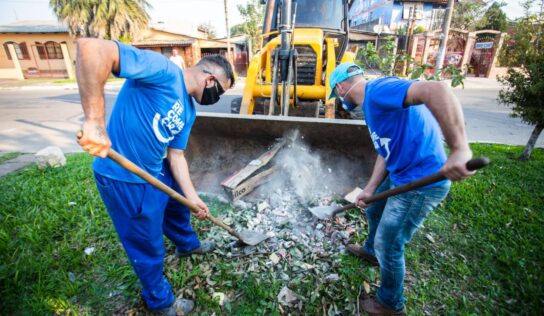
[203,70,225,95]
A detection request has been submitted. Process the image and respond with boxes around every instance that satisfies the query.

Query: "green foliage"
[499,14,544,67]
[232,0,264,54]
[198,22,217,39]
[451,0,489,31]
[356,37,466,87]
[356,37,407,76]
[477,2,508,32]
[497,5,544,159]
[49,0,151,40]
[413,25,426,34]
[410,63,467,88]
[1,144,543,314]
[498,55,544,127]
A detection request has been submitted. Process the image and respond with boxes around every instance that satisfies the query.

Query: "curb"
[0,154,34,178]
[0,82,123,92]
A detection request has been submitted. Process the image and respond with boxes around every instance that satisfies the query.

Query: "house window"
[3,41,30,60]
[161,47,173,57]
[43,41,64,59]
[430,9,445,31]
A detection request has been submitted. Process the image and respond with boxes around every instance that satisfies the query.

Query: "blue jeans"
[362,177,450,310]
[94,160,200,310]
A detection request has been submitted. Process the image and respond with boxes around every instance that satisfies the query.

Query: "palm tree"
[49,0,151,40]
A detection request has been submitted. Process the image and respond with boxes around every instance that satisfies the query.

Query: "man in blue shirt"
[328,63,475,315]
[76,38,234,315]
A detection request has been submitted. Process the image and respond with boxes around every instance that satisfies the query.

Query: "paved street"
[0,78,542,155]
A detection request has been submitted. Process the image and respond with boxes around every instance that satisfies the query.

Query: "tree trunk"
[519,124,543,160]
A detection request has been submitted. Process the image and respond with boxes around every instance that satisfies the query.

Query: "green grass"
[0,144,543,315]
[0,152,21,164]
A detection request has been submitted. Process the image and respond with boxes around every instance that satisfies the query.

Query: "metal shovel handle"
[333,157,490,216]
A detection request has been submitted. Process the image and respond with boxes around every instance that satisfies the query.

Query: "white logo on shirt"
[153,100,185,143]
[370,131,391,161]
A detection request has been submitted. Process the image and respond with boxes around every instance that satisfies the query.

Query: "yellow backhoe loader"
[239,0,356,118]
[186,0,376,199]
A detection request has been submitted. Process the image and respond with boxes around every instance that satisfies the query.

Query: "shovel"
[77,131,268,246]
[106,149,269,246]
[309,157,490,220]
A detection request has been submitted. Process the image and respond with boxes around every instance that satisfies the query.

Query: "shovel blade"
[309,205,338,220]
[239,229,269,246]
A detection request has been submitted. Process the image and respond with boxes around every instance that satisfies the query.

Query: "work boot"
[153,298,194,316]
[346,244,379,267]
[359,297,405,316]
[175,240,215,257]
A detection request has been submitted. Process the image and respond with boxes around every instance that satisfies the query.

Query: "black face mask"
[199,80,224,105]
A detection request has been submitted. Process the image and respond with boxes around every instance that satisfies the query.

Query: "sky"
[0,0,252,37]
[0,0,536,35]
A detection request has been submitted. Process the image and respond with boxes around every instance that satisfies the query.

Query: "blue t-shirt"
[93,42,196,183]
[362,77,448,187]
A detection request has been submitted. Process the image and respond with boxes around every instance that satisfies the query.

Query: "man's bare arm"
[167,148,209,220]
[405,81,473,180]
[356,155,388,208]
[76,38,120,157]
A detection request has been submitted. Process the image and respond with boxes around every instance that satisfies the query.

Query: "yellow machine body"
[240,27,355,115]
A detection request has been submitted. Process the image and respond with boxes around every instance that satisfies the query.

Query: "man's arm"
[167,148,209,220]
[356,155,388,208]
[76,38,120,157]
[405,81,473,181]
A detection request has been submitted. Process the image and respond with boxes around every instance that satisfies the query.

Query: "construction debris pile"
[192,135,370,313]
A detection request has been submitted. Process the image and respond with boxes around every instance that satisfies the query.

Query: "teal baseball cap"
[328,62,364,100]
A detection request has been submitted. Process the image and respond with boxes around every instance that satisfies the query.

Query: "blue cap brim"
[327,67,364,100]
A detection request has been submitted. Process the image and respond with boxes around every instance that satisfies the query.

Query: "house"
[133,24,249,75]
[0,20,75,80]
[350,0,450,33]
[0,20,249,80]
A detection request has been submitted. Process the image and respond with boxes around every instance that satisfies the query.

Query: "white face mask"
[338,78,364,111]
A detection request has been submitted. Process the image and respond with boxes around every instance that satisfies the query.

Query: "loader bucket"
[186,113,377,198]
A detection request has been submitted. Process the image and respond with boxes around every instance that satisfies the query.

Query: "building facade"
[0,20,75,80]
[0,20,249,80]
[350,0,449,34]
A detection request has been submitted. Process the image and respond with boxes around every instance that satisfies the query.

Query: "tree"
[49,0,151,40]
[230,23,246,37]
[234,0,264,54]
[198,22,217,39]
[451,0,488,31]
[478,2,508,32]
[497,2,544,160]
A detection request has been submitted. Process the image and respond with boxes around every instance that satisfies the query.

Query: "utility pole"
[434,0,455,75]
[224,0,233,64]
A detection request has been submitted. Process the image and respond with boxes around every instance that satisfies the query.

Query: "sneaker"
[175,240,216,257]
[153,298,194,316]
[346,244,379,267]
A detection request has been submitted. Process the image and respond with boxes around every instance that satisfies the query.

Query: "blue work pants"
[94,161,200,310]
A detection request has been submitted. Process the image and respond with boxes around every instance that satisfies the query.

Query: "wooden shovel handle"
[333,157,490,216]
[105,150,243,240]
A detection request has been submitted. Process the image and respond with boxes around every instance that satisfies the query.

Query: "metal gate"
[470,35,496,77]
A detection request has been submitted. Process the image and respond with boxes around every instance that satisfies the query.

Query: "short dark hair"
[196,54,235,88]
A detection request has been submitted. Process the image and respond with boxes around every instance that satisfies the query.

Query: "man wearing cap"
[76,38,235,315]
[328,63,474,314]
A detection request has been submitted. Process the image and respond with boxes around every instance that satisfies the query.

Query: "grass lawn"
[0,143,542,315]
[0,152,21,164]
